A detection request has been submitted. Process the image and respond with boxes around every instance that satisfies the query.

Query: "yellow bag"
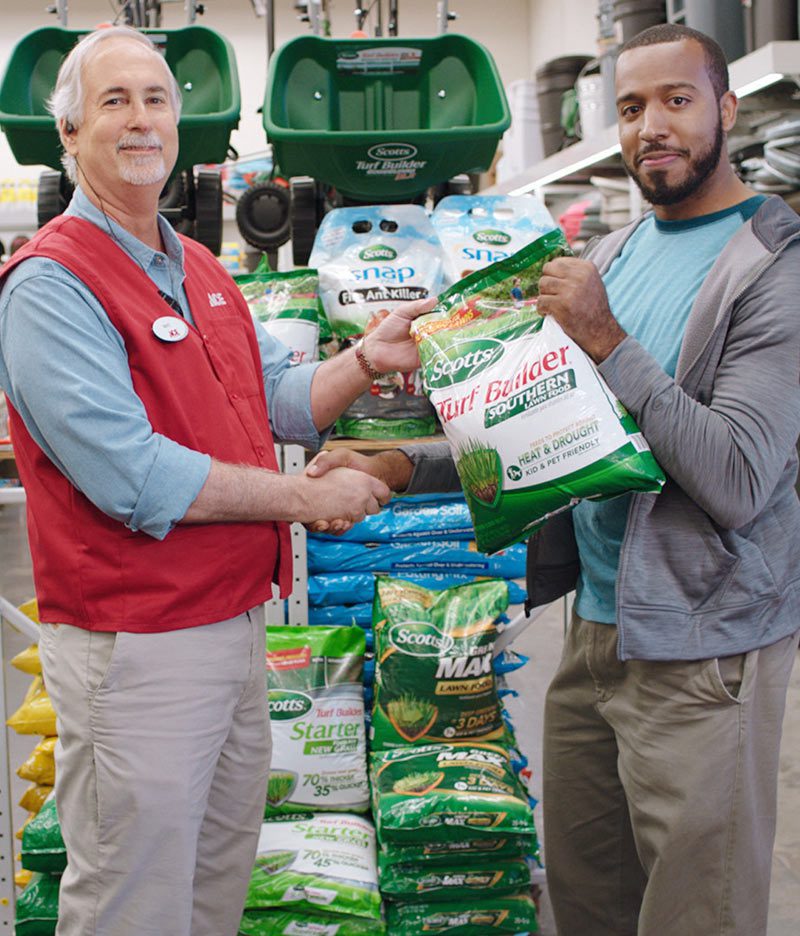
[7,680,57,736]
[11,644,41,676]
[16,813,36,840]
[19,784,53,815]
[17,736,56,786]
[15,868,33,889]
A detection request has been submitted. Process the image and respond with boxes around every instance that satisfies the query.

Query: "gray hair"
[47,26,182,183]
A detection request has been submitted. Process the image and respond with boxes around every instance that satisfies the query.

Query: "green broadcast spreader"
[0,25,239,254]
[0,25,239,172]
[264,34,511,203]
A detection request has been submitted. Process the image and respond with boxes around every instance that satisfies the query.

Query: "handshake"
[297,447,415,535]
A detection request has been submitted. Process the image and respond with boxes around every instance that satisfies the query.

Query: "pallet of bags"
[367,575,540,933]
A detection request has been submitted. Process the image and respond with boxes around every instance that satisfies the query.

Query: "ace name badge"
[152,316,189,343]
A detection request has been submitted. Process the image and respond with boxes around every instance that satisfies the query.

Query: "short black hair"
[619,24,730,101]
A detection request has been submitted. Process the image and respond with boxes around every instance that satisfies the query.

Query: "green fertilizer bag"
[379,856,531,901]
[244,814,382,923]
[370,742,535,845]
[239,908,383,935]
[378,834,535,868]
[371,577,508,750]
[21,794,66,873]
[235,266,332,366]
[14,872,60,936]
[266,626,368,815]
[386,894,538,934]
[413,228,665,554]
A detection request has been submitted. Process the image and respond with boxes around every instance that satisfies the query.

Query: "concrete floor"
[1,500,798,932]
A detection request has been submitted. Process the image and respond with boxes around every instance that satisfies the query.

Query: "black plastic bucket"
[535,55,593,155]
[612,0,667,43]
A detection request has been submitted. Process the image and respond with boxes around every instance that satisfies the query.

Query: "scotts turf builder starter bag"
[413,228,665,554]
[378,856,530,900]
[266,627,368,815]
[385,894,538,935]
[371,576,508,749]
[244,814,382,924]
[370,742,535,845]
[239,909,380,936]
[432,194,556,287]
[310,204,444,438]
[234,266,331,366]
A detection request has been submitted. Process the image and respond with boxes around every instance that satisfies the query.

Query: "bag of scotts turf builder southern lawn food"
[234,262,333,365]
[239,908,380,935]
[412,227,665,554]
[243,814,383,926]
[432,194,556,287]
[265,626,368,815]
[370,576,509,749]
[310,204,445,438]
[385,894,538,935]
[370,741,535,845]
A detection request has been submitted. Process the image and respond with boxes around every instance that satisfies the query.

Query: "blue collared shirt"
[0,187,324,539]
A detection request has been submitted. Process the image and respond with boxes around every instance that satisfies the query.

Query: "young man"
[0,26,432,936]
[309,24,800,935]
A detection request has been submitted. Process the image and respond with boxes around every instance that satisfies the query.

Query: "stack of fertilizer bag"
[239,625,385,935]
[5,601,64,936]
[368,575,541,934]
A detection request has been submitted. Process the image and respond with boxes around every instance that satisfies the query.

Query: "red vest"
[1,215,293,631]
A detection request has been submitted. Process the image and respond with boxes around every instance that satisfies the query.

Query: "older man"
[0,26,430,936]
[310,24,800,936]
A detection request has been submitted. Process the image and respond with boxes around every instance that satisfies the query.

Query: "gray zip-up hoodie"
[403,195,800,661]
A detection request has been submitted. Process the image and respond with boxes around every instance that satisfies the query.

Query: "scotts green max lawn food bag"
[266,627,368,815]
[432,194,556,287]
[413,228,665,554]
[378,835,535,869]
[14,871,60,936]
[239,908,381,935]
[235,265,333,365]
[370,742,535,845]
[371,576,508,749]
[385,894,538,935]
[244,814,382,924]
[310,204,444,438]
[378,856,530,900]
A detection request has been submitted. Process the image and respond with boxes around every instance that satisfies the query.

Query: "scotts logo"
[473,229,512,245]
[367,142,418,161]
[268,689,313,720]
[388,621,454,658]
[426,338,504,389]
[359,244,397,262]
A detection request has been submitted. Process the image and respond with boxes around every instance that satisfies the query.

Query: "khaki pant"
[38,607,270,936]
[543,613,799,936]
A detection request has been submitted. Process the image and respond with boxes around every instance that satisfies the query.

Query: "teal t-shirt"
[572,195,766,624]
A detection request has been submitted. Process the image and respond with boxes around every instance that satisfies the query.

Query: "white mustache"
[116,133,163,153]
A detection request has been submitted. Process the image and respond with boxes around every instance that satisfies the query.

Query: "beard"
[116,132,168,187]
[624,117,725,206]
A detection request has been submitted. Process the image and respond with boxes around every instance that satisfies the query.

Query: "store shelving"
[485,40,800,199]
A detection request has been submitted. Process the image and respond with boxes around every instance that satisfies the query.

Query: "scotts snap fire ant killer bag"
[413,228,665,554]
[431,194,556,287]
[310,205,445,438]
[370,576,508,751]
[234,264,333,366]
